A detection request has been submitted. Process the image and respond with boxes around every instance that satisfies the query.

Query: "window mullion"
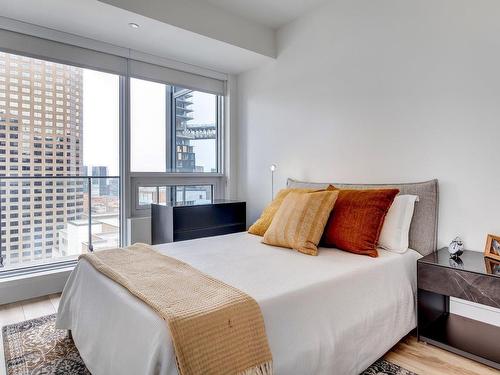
[165,85,173,173]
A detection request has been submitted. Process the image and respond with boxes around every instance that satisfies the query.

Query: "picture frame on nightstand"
[484,233,500,261]
[485,257,500,275]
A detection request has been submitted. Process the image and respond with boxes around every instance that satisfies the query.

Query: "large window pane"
[0,51,120,271]
[83,71,120,254]
[130,78,220,173]
[130,78,166,172]
[83,71,120,177]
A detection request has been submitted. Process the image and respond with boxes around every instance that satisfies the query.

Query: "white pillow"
[378,195,418,253]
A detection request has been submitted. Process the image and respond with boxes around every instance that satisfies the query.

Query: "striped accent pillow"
[262,190,339,256]
[248,188,318,236]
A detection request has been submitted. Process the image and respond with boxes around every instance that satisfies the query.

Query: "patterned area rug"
[361,359,417,375]
[2,315,90,375]
[2,314,417,375]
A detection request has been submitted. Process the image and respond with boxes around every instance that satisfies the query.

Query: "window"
[130,79,166,172]
[138,186,158,206]
[172,185,213,204]
[173,89,218,173]
[137,185,213,209]
[0,30,228,274]
[129,77,224,214]
[0,51,120,272]
[130,79,220,173]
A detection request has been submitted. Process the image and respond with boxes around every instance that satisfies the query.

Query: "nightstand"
[417,248,500,369]
[151,200,246,244]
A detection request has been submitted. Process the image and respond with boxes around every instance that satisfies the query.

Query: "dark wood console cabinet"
[151,200,246,244]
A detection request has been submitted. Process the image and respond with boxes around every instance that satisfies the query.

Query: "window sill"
[0,259,78,280]
[0,263,75,305]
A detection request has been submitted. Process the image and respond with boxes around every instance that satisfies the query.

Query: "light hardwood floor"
[0,295,498,375]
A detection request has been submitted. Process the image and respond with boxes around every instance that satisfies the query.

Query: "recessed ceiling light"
[129,23,140,29]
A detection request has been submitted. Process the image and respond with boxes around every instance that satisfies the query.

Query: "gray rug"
[2,314,417,375]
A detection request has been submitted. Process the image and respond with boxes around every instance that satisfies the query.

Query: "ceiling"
[0,0,273,74]
[0,0,326,74]
[205,0,327,29]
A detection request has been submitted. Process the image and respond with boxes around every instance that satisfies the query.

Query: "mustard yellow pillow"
[262,190,339,256]
[248,188,316,236]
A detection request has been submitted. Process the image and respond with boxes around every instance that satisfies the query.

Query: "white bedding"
[56,232,421,375]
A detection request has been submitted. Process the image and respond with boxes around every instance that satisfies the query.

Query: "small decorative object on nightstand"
[448,236,464,258]
[448,256,464,269]
[417,248,500,369]
[484,233,500,261]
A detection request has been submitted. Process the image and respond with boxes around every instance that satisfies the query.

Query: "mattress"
[56,232,421,375]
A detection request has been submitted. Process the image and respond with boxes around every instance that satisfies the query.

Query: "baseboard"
[450,297,500,327]
[0,267,72,305]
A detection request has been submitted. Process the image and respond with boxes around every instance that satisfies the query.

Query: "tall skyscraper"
[91,166,109,196]
[174,89,196,172]
[0,52,84,267]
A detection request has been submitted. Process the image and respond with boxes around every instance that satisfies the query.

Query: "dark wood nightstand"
[151,200,246,244]
[417,248,500,369]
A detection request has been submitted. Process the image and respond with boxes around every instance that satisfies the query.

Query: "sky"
[82,70,217,175]
[82,69,119,175]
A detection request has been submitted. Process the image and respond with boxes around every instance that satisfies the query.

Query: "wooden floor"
[385,335,499,375]
[0,295,498,375]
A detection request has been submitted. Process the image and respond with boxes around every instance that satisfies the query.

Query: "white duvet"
[56,232,421,375]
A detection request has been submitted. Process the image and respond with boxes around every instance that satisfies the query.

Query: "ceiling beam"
[99,0,276,58]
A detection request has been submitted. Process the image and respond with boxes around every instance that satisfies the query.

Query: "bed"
[56,179,439,375]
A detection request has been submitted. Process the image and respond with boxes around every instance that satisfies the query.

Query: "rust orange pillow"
[321,189,399,257]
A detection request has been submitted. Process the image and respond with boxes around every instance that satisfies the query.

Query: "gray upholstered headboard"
[287,179,439,256]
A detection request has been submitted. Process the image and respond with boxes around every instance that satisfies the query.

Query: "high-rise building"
[82,165,89,193]
[0,52,84,267]
[174,89,196,172]
[91,166,109,196]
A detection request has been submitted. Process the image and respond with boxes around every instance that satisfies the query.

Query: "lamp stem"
[271,170,274,200]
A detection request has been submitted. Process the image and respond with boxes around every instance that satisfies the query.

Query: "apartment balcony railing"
[0,175,120,277]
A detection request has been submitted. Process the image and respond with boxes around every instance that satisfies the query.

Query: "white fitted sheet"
[56,232,421,375]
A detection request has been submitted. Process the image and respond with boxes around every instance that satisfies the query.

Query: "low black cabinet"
[151,200,246,244]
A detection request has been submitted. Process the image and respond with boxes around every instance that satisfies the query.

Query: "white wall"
[237,0,500,252]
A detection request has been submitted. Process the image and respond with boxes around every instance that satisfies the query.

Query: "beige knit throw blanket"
[79,243,273,375]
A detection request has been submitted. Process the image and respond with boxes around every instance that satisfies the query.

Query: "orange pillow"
[321,189,399,257]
